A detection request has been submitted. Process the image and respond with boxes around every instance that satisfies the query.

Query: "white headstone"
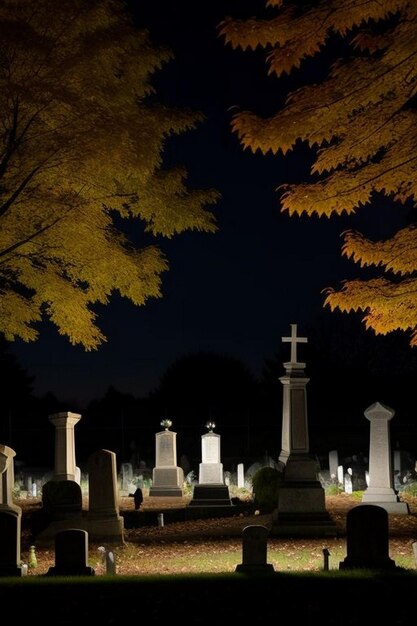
[198,432,224,484]
[237,463,245,489]
[361,402,408,514]
[329,450,339,482]
[149,426,183,497]
[344,473,352,494]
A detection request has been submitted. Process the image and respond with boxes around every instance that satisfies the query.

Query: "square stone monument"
[189,422,231,507]
[149,420,184,497]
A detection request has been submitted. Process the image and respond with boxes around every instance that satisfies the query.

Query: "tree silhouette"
[149,350,261,414]
[219,0,417,346]
[148,351,269,458]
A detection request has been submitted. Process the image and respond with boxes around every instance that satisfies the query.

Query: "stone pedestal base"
[46,564,95,576]
[358,499,409,515]
[149,485,184,497]
[198,463,223,484]
[361,487,410,514]
[149,467,183,497]
[272,480,338,537]
[87,515,125,544]
[284,456,319,482]
[271,511,339,537]
[276,480,326,513]
[188,484,232,507]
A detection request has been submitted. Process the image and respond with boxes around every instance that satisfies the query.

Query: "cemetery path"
[17,493,417,575]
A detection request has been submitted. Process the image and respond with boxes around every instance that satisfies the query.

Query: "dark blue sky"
[10,0,378,407]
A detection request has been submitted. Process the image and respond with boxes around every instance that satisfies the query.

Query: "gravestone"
[272,324,338,537]
[237,463,245,489]
[189,423,232,507]
[198,430,223,484]
[87,449,124,544]
[0,444,23,577]
[361,402,409,514]
[47,528,95,576]
[329,450,339,483]
[41,479,82,524]
[344,473,353,494]
[235,525,274,573]
[339,505,397,570]
[149,421,183,497]
[121,462,133,494]
[106,550,116,575]
[337,465,344,485]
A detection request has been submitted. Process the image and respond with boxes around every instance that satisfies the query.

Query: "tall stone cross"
[282,323,307,364]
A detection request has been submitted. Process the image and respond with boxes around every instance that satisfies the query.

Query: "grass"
[1,568,416,625]
[17,491,417,575]
[5,491,417,625]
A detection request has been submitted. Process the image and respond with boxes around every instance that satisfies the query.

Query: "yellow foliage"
[220,0,417,345]
[0,0,219,349]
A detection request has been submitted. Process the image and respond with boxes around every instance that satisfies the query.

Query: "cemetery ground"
[2,491,416,625]
[17,491,417,575]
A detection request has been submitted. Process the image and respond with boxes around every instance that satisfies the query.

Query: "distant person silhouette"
[133,487,143,510]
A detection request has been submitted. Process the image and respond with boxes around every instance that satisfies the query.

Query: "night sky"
[8,0,403,409]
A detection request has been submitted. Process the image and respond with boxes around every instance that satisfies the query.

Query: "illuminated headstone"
[361,402,409,514]
[149,421,183,497]
[189,422,231,506]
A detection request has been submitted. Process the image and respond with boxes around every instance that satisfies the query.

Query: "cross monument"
[282,323,307,365]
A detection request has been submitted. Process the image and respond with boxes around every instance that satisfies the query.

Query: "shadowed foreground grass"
[1,569,416,625]
[6,492,416,624]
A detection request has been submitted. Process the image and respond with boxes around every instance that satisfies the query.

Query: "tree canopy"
[0,0,218,350]
[149,350,261,412]
[219,0,417,346]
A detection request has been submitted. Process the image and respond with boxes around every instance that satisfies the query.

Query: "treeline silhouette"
[2,309,417,469]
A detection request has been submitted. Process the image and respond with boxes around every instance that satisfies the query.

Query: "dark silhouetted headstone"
[339,505,397,570]
[47,528,95,576]
[235,525,274,574]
